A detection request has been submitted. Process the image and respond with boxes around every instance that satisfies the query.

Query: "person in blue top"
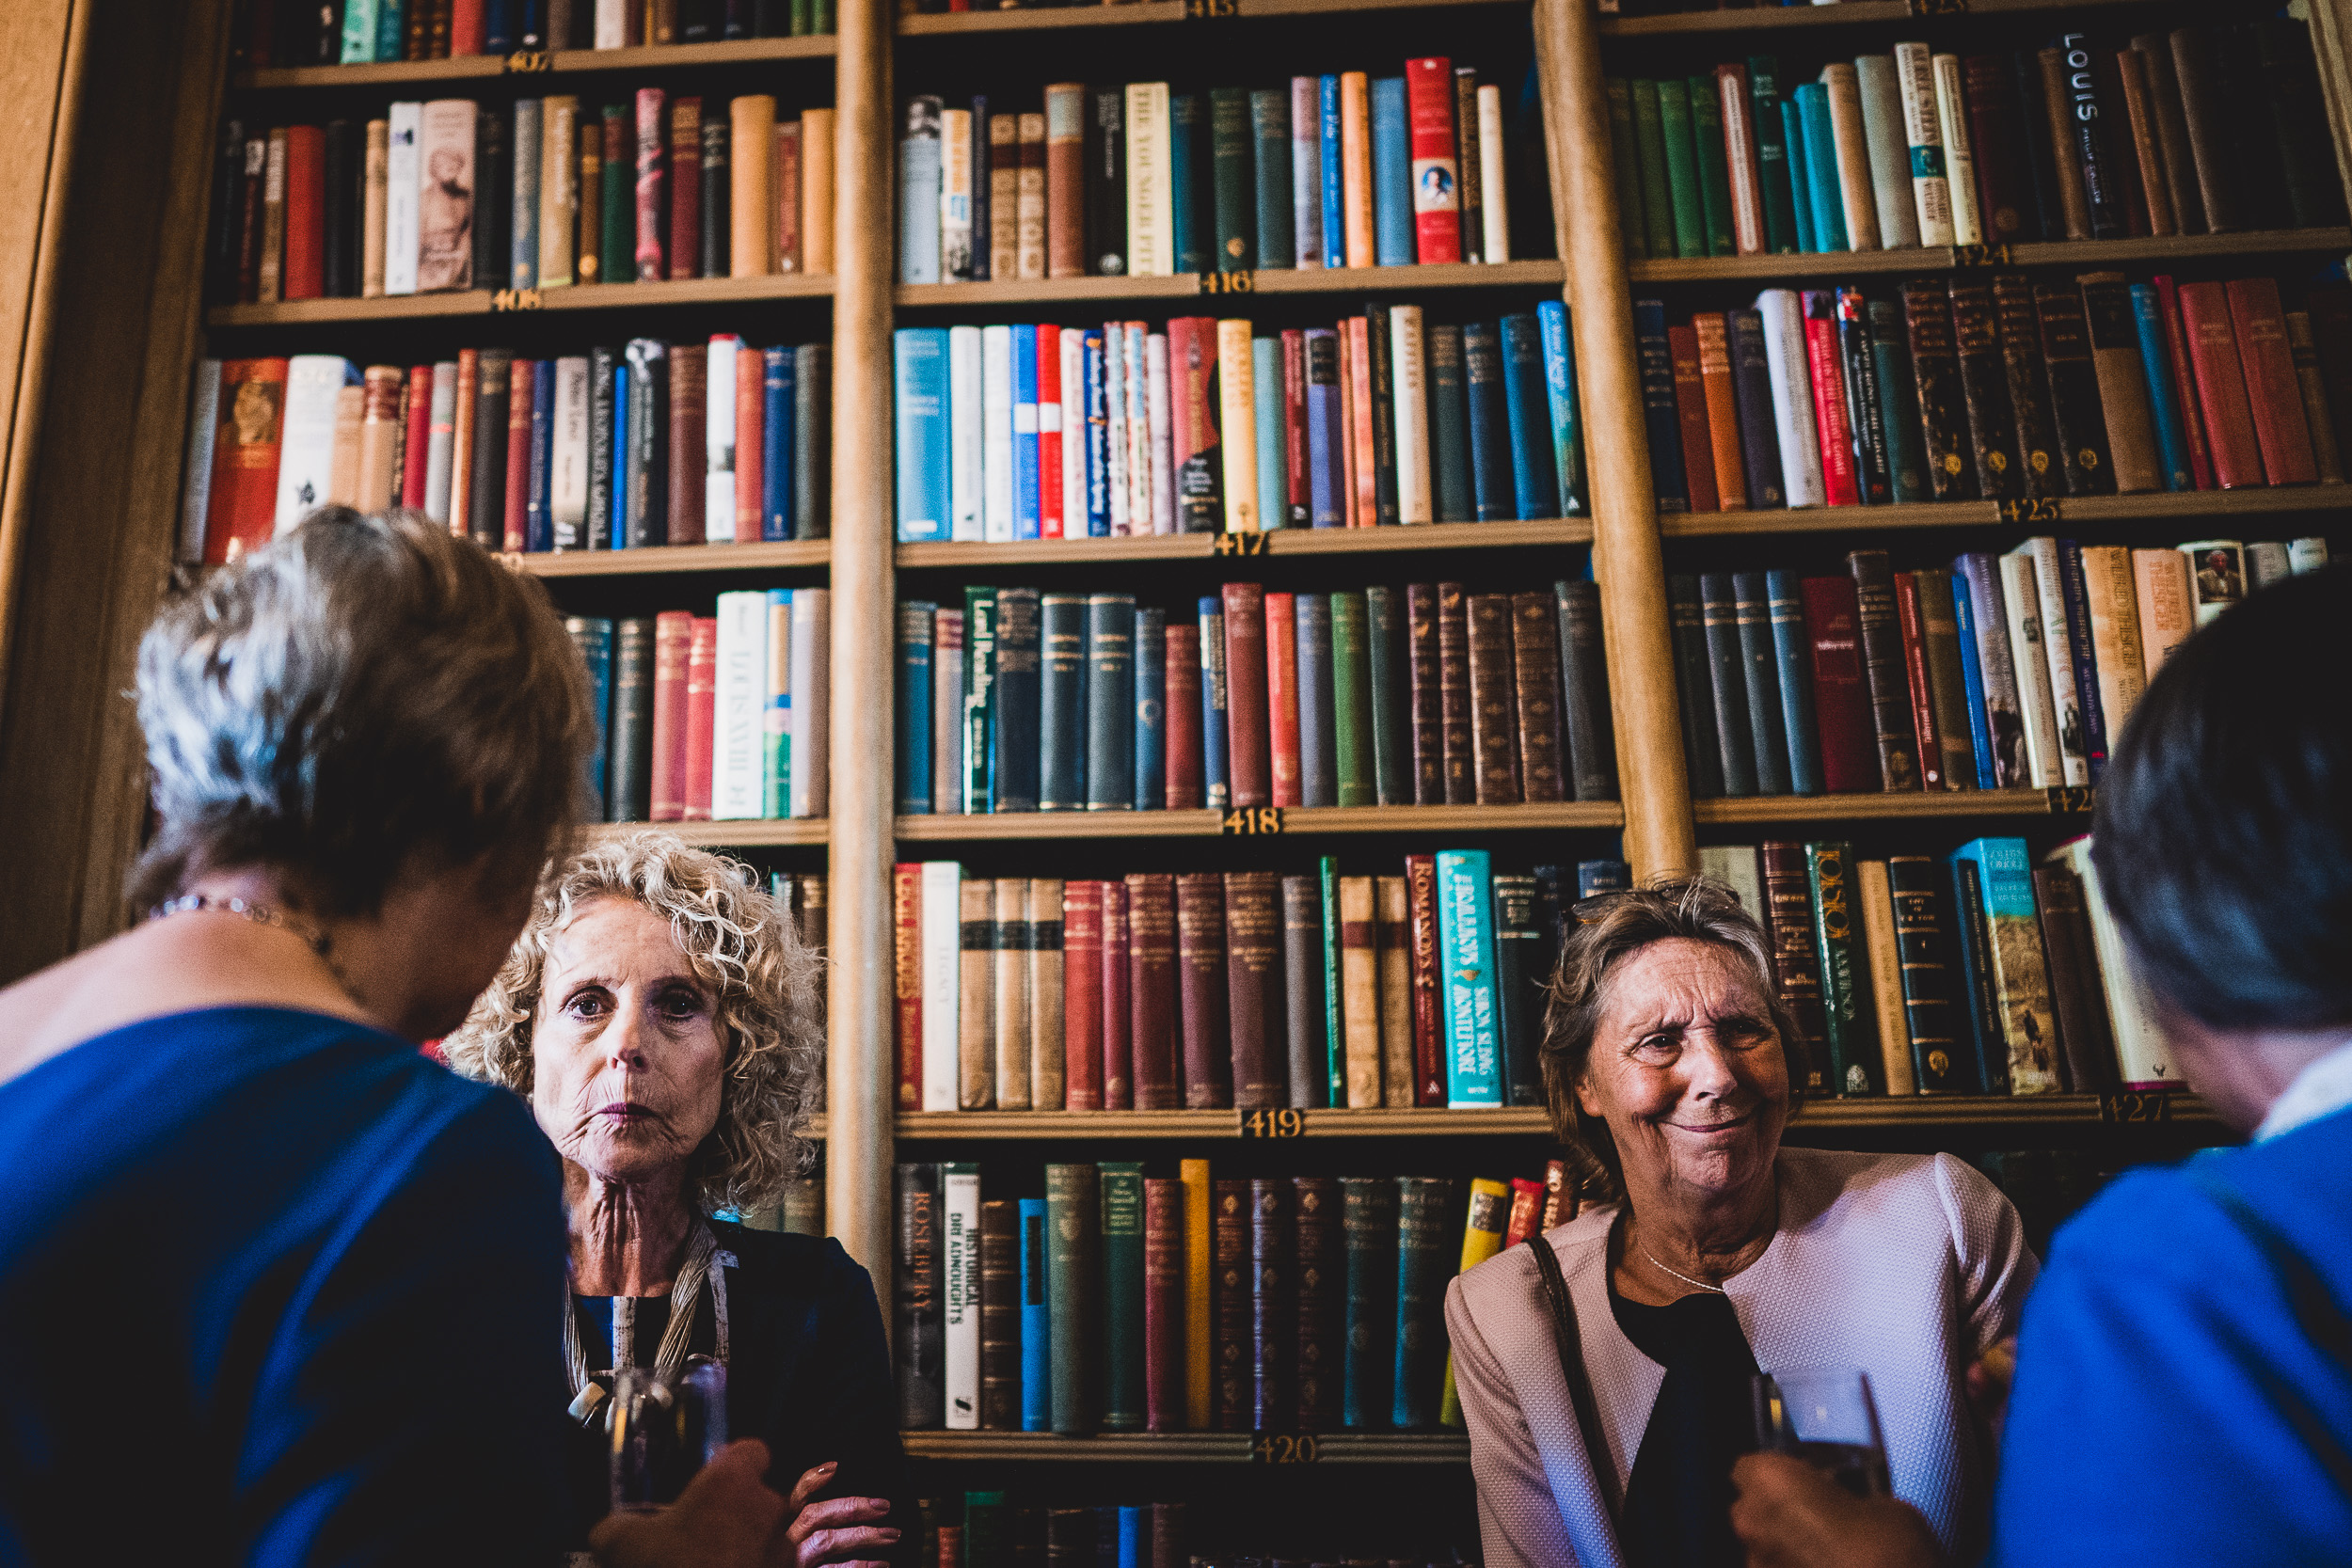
[0,506,824,1567]
[1728,562,2352,1567]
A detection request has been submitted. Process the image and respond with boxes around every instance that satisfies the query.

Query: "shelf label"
[1199,269,1256,294]
[1952,241,2008,267]
[504,49,554,73]
[1252,1433,1321,1464]
[1240,1108,1307,1138]
[2043,785,2095,815]
[1907,0,1966,13]
[1220,807,1284,836]
[1212,530,1269,557]
[1997,497,2060,523]
[1184,0,1241,18]
[490,288,547,312]
[2100,1090,2173,1124]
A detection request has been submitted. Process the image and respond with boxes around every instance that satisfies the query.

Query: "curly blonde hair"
[444,832,822,1214]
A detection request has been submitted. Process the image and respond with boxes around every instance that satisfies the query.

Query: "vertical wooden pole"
[826,0,896,1285]
[1533,0,1695,882]
[2307,3,2352,217]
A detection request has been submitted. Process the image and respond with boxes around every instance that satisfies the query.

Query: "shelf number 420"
[1253,1433,1320,1464]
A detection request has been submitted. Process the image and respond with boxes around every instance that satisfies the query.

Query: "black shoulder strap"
[1527,1235,1623,1522]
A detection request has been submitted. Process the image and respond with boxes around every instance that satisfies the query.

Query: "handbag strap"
[1527,1232,1624,1522]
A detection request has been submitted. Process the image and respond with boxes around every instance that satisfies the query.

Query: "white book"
[1997,551,2065,787]
[1931,54,1982,246]
[1754,290,1825,507]
[274,356,356,534]
[765,591,792,818]
[940,109,973,282]
[1718,71,1764,255]
[713,591,769,820]
[180,359,222,564]
[1103,324,1130,535]
[981,325,1015,542]
[1391,305,1434,524]
[1696,844,1762,917]
[933,610,964,816]
[1059,329,1087,536]
[2178,539,2245,626]
[2245,540,2291,590]
[948,325,984,542]
[706,336,739,543]
[551,356,590,546]
[919,862,963,1110]
[2018,538,2090,786]
[595,0,628,46]
[2290,537,2331,574]
[2053,839,2180,1087]
[384,103,422,296]
[942,1164,982,1428]
[1854,55,1919,249]
[1146,333,1174,534]
[1123,84,1174,277]
[1124,325,1150,532]
[1893,44,1954,247]
[788,588,831,817]
[423,360,458,525]
[1477,87,1510,263]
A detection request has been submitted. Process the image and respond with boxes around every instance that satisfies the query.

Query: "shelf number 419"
[1240,1108,1307,1138]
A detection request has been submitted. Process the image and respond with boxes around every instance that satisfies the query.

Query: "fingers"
[787,1462,840,1513]
[787,1497,894,1546]
[796,1525,901,1566]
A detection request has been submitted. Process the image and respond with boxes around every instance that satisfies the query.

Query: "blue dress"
[0,1006,570,1566]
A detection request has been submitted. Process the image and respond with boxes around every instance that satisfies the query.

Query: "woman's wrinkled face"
[531,896,726,1188]
[1576,938,1790,1208]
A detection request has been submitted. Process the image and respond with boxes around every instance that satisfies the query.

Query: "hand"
[1966,1338,2018,1442]
[1729,1452,1945,1568]
[590,1439,791,1568]
[784,1460,899,1568]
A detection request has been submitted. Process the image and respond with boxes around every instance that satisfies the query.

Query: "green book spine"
[1171,94,1208,274]
[1044,1163,1100,1433]
[1099,1162,1146,1431]
[1319,855,1343,1106]
[1605,78,1645,261]
[1208,87,1256,273]
[1249,88,1293,270]
[600,105,632,284]
[964,587,998,815]
[1867,297,1929,503]
[1330,591,1375,807]
[1391,1175,1455,1430]
[1364,585,1410,808]
[1687,76,1737,259]
[963,1494,1007,1568]
[1747,56,1799,254]
[813,0,834,35]
[791,0,812,36]
[1426,324,1473,522]
[1806,842,1884,1096]
[1629,81,1676,264]
[1654,78,1707,261]
[1339,1177,1397,1430]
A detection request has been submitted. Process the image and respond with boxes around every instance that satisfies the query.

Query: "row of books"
[245,0,834,70]
[1608,27,2341,263]
[1671,539,2328,803]
[734,1172,826,1235]
[897,60,1518,286]
[889,854,1630,1115]
[211,93,838,306]
[896,579,1615,819]
[1701,835,2163,1100]
[914,1493,1469,1568]
[180,339,830,564]
[892,1161,1577,1433]
[564,597,832,823]
[892,304,1583,542]
[1642,274,2343,516]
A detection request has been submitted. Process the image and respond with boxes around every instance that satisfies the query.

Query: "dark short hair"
[1537,877,1804,1206]
[2092,564,2352,1030]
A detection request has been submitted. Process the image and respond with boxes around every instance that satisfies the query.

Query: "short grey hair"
[132,506,593,916]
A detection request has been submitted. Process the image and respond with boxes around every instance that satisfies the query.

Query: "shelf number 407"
[1253,1433,1320,1464]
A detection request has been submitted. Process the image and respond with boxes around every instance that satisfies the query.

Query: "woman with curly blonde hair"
[447,832,905,1560]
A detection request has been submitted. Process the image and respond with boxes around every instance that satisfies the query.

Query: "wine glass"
[1752,1369,1891,1498]
[611,1356,729,1514]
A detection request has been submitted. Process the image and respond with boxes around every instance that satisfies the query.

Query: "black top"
[1607,1268,1760,1568]
[568,1221,909,1558]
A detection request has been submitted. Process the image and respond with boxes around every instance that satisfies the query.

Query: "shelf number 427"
[1253,1433,1320,1464]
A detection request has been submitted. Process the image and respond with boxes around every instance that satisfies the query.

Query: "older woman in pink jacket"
[1445,879,2033,1568]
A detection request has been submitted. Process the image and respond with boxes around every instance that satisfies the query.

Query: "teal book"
[1427,324,1474,522]
[1371,77,1414,266]
[894,328,951,542]
[1249,88,1294,270]
[1044,1163,1099,1433]
[1794,84,1847,252]
[1804,842,1884,1096]
[1435,848,1502,1106]
[1782,100,1818,254]
[1536,301,1584,515]
[375,0,405,61]
[963,586,999,814]
[1319,855,1344,1106]
[1866,299,1929,503]
[1654,78,1707,260]
[340,0,380,62]
[1629,80,1676,264]
[1950,838,2065,1097]
[1687,76,1737,258]
[1748,55,1800,253]
[1330,591,1375,807]
[1340,1177,1397,1429]
[1253,336,1286,531]
[2130,284,2195,491]
[1171,94,1209,274]
[1605,79,1645,261]
[1099,1163,1146,1431]
[897,601,936,814]
[1209,87,1255,271]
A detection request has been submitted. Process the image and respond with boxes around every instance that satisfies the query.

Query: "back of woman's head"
[133,507,593,916]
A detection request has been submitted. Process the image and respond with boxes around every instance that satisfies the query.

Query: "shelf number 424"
[1253,1433,1320,1464]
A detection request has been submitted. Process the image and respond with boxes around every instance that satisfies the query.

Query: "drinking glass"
[1751,1369,1891,1498]
[610,1356,730,1514]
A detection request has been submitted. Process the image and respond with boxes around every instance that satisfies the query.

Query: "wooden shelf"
[895,260,1563,309]
[237,35,837,90]
[1600,0,2151,38]
[589,818,828,847]
[1629,229,2352,285]
[209,274,835,329]
[1660,483,2352,538]
[896,800,1624,841]
[1693,788,2091,824]
[899,0,1517,38]
[900,1432,1469,1463]
[898,516,1590,566]
[511,539,829,577]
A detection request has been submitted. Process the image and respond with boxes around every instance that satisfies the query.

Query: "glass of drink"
[1752,1369,1891,1498]
[610,1356,729,1514]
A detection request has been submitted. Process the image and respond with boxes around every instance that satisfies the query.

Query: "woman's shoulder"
[1452,1202,1617,1318]
[711,1222,877,1299]
[1775,1146,2014,1249]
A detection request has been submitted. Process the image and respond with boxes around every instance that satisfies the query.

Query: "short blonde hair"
[444,832,822,1214]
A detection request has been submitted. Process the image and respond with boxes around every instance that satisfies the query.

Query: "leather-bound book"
[1959,55,2031,243]
[1212,1180,1250,1431]
[631,89,667,280]
[648,611,692,822]
[1666,325,1719,512]
[1365,302,1400,525]
[1126,875,1179,1109]
[1666,576,1722,798]
[994,878,1033,1109]
[698,113,728,278]
[1294,1176,1341,1433]
[1263,594,1302,808]
[1405,855,1444,1106]
[1798,576,1879,795]
[1224,872,1286,1112]
[2032,864,2117,1094]
[993,588,1042,814]
[321,119,358,297]
[1490,874,1544,1107]
[959,877,996,1109]
[2129,35,2205,235]
[1149,1504,1184,1568]
[1507,592,1566,802]
[1758,841,1830,1092]
[2287,312,2347,485]
[1100,880,1132,1110]
[1100,1163,1146,1431]
[1866,296,1928,503]
[1086,594,1136,812]
[1338,1178,1396,1430]
[1732,571,1791,798]
[2030,50,2093,240]
[1044,1164,1100,1433]
[1338,877,1381,1108]
[1220,583,1272,809]
[1365,586,1412,807]
[1293,594,1336,807]
[501,358,533,550]
[279,124,324,303]
[1991,276,2060,500]
[599,107,631,284]
[1391,1176,1454,1430]
[1329,592,1374,808]
[2175,282,2265,489]
[1405,582,1444,805]
[1885,856,1965,1092]
[1044,1511,1090,1568]
[980,1198,1021,1429]
[667,97,702,281]
[2112,48,2173,238]
[1063,881,1104,1111]
[1692,314,1747,510]
[2225,277,2319,487]
[1724,309,1785,509]
[1165,624,1204,811]
[1280,875,1325,1110]
[1143,1178,1185,1433]
[1040,594,1086,812]
[1375,877,1414,1109]
[666,340,707,543]
[1947,280,2020,500]
[1429,581,1475,803]
[622,339,668,547]
[2167,30,2238,234]
[610,618,654,822]
[1248,1179,1295,1433]
[1174,874,1232,1110]
[1554,580,1616,803]
[2077,272,2162,495]
[1846,551,1923,791]
[1698,573,1757,798]
[1089,87,1129,277]
[1914,569,1980,792]
[468,347,513,547]
[1466,594,1521,804]
[2030,282,2113,497]
[894,1163,943,1428]
[1891,573,1946,792]
[1899,281,1972,501]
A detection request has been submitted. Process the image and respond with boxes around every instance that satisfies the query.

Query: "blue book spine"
[2129,284,2194,491]
[1535,301,1583,515]
[1013,324,1041,539]
[893,330,951,543]
[1499,313,1560,520]
[1083,331,1111,535]
[1134,607,1167,810]
[609,362,630,548]
[1630,298,1689,513]
[523,362,552,551]
[1782,100,1818,255]
[1947,569,1999,789]
[1306,329,1344,526]
[897,601,935,814]
[1041,594,1088,813]
[1576,861,1631,897]
[1371,78,1414,267]
[570,617,612,813]
[482,0,514,52]
[1171,94,1205,274]
[1435,849,1502,1106]
[763,347,795,542]
[1019,1196,1050,1431]
[1086,594,1136,811]
[1795,85,1846,252]
[1295,594,1336,807]
[510,99,541,288]
[1253,336,1286,531]
[1764,569,1822,795]
[1199,599,1230,811]
[899,104,943,284]
[1463,321,1512,522]
[1118,1508,1145,1568]
[375,0,406,63]
[1320,76,1345,269]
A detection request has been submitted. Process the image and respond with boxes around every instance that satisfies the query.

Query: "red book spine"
[1038,325,1064,538]
[1171,316,1220,534]
[2153,275,2215,490]
[1667,325,1720,513]
[400,364,434,509]
[1503,1178,1545,1246]
[502,357,533,550]
[1404,57,1463,264]
[1799,576,1878,794]
[205,357,291,564]
[451,0,485,55]
[1715,61,1765,256]
[1263,592,1302,807]
[1221,582,1272,807]
[736,344,764,540]
[635,88,668,282]
[1127,873,1179,1110]
[1143,1178,1185,1433]
[894,863,922,1110]
[668,97,703,282]
[1061,881,1105,1111]
[2224,277,2318,486]
[1281,328,1308,527]
[1891,572,1945,791]
[1803,301,1861,506]
[684,616,717,820]
[1174,873,1232,1110]
[1100,879,1133,1110]
[2176,281,2265,489]
[1165,624,1205,810]
[1405,853,1445,1105]
[651,610,693,820]
[281,125,326,301]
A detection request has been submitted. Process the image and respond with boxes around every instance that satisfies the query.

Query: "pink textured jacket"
[1443,1148,2036,1568]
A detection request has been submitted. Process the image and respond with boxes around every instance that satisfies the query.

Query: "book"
[1434,849,1501,1107]
[1045,1163,1100,1433]
[944,1163,982,1430]
[896,1163,944,1428]
[980,1200,1020,1429]
[1405,58,1462,264]
[1392,1176,1454,1430]
[1950,838,2064,1095]
[1100,1163,1146,1431]
[1436,1177,1509,1429]
[1807,842,1883,1097]
[1340,1177,1397,1430]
